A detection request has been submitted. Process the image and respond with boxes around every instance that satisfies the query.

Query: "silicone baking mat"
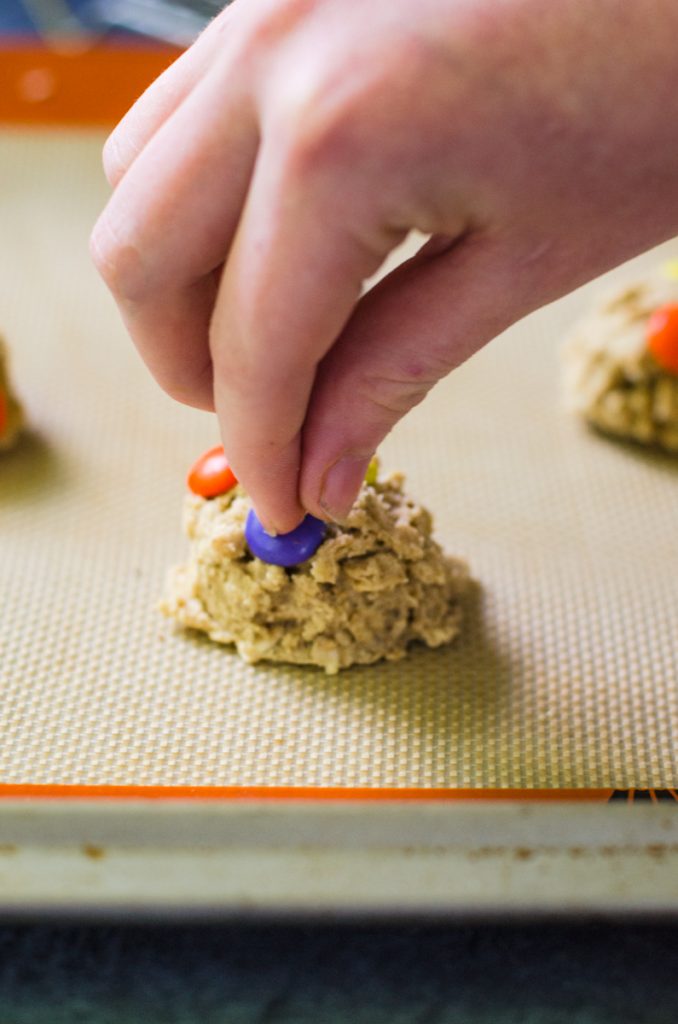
[1,129,677,792]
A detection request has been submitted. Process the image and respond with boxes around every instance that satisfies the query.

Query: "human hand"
[91,0,678,532]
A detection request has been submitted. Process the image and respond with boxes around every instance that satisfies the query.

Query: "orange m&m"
[187,446,237,498]
[646,303,678,375]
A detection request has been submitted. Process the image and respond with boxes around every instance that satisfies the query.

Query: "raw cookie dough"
[562,275,678,451]
[0,337,24,451]
[161,472,468,674]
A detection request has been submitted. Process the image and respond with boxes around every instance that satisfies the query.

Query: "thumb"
[299,232,535,521]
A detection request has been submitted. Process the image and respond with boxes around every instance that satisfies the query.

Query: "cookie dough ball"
[161,472,468,674]
[0,338,24,451]
[562,274,678,451]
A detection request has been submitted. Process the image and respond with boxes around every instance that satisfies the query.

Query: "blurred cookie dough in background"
[562,265,678,452]
[161,451,469,675]
[0,338,24,451]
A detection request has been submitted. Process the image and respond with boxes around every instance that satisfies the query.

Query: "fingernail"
[319,455,371,522]
[256,508,307,537]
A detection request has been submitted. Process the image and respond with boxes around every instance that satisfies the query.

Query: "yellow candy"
[365,457,379,486]
[660,259,678,281]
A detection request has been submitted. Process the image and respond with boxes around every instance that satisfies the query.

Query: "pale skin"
[91,0,678,533]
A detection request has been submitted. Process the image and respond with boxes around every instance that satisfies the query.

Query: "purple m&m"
[245,510,326,567]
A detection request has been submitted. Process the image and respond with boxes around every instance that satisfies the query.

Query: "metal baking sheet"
[0,129,676,917]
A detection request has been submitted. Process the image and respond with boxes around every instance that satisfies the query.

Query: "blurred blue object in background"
[83,0,225,44]
[2,2,37,33]
[3,0,90,36]
[6,0,227,44]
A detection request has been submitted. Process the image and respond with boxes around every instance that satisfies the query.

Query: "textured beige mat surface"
[1,130,676,788]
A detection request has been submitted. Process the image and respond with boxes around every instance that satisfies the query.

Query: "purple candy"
[245,510,326,567]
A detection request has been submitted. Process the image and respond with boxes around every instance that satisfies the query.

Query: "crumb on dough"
[562,276,678,451]
[161,472,468,674]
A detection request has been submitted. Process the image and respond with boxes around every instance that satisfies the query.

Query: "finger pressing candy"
[187,445,238,498]
[245,510,326,566]
[646,303,678,375]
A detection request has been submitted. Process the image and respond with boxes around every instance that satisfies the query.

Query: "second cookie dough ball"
[562,273,678,452]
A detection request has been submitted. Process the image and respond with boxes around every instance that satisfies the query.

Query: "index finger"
[211,134,400,534]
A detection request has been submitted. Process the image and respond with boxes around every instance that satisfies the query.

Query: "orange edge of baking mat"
[0,786,616,802]
[0,41,181,127]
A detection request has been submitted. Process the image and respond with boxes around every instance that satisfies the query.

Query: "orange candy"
[0,392,7,436]
[187,446,237,498]
[646,303,678,375]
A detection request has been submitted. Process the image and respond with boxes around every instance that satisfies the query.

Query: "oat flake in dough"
[161,472,468,674]
[562,274,678,451]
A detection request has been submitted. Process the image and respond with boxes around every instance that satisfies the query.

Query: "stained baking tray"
[0,129,676,918]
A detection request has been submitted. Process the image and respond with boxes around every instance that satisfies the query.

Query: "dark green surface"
[0,922,676,1022]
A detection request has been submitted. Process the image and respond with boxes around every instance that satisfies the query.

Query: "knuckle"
[284,81,358,171]
[364,377,430,420]
[157,358,213,409]
[159,379,192,405]
[243,0,310,46]
[89,219,117,287]
[230,0,310,68]
[101,132,126,188]
[359,357,446,421]
[89,218,146,302]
